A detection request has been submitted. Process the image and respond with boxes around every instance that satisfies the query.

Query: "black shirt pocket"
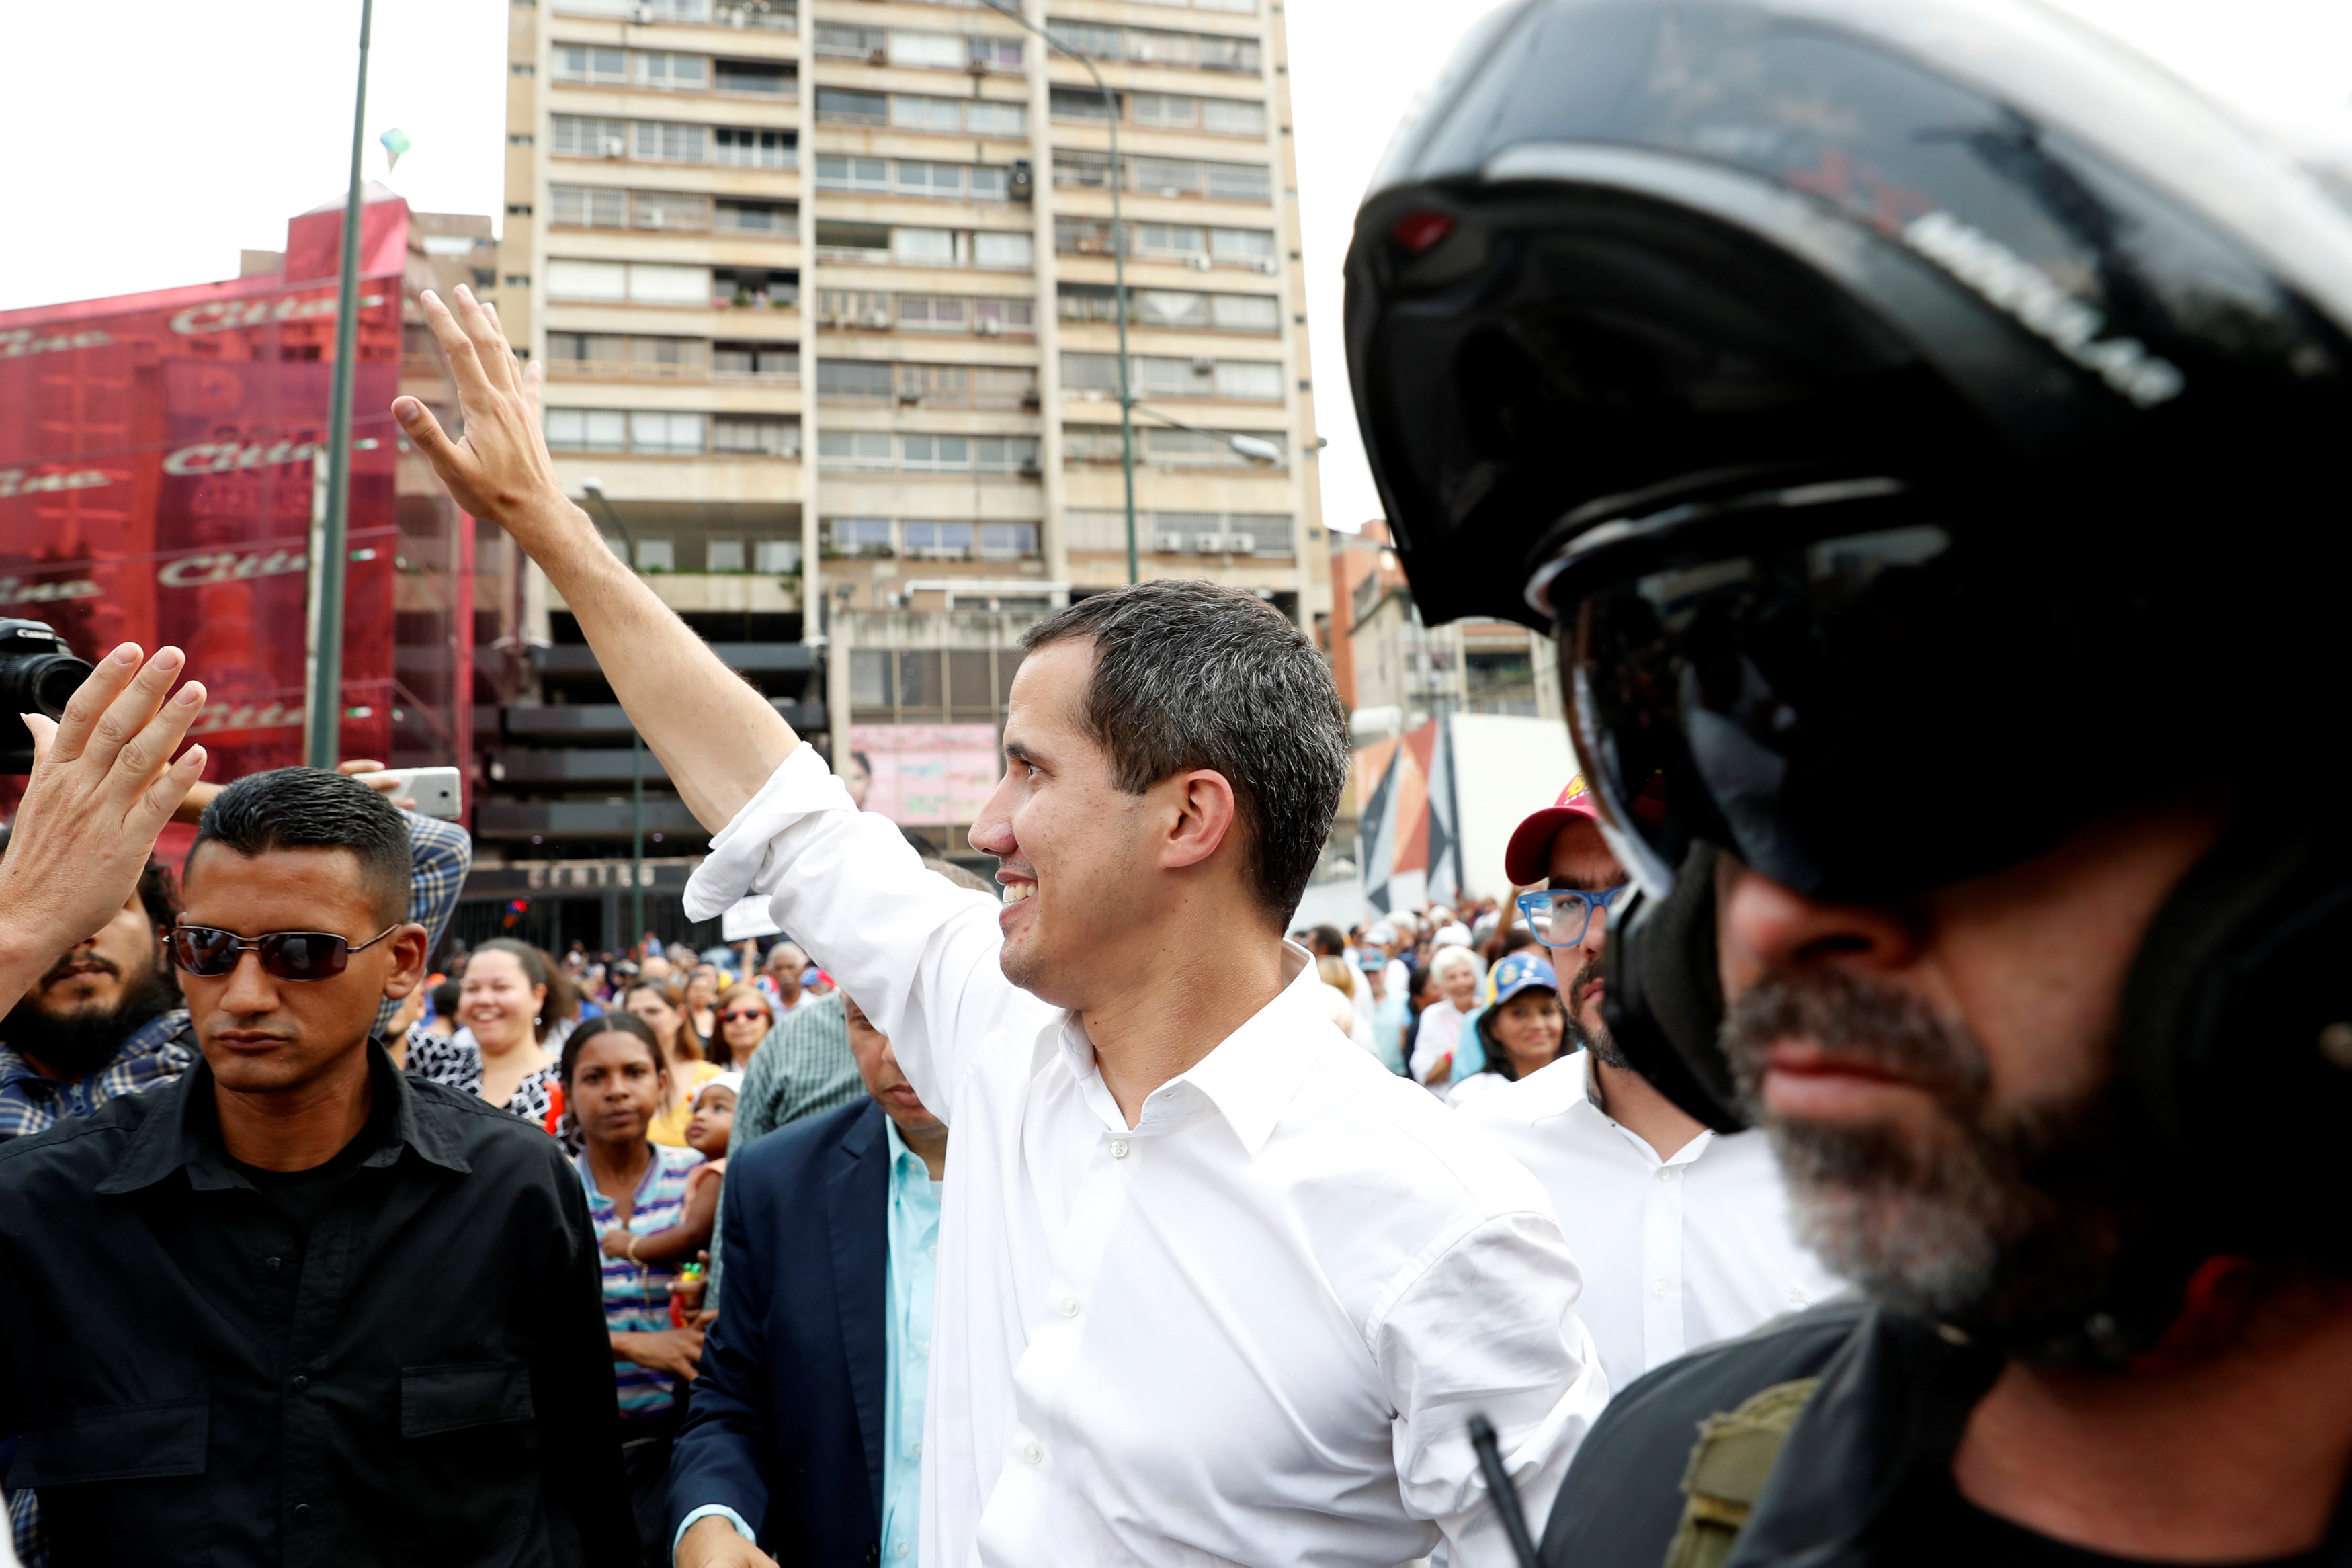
[7,1394,208,1485]
[400,1360,536,1438]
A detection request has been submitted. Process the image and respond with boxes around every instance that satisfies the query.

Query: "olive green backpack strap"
[1661,1377,1820,1568]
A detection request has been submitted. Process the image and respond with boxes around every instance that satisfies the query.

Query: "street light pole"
[307,0,376,767]
[579,480,646,949]
[976,0,1138,583]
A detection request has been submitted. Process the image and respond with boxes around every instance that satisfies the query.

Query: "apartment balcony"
[501,695,825,742]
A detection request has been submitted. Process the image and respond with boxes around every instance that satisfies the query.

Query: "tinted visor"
[1560,484,2234,904]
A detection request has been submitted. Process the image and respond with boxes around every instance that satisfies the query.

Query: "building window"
[814,22,886,58]
[551,114,630,158]
[550,185,628,228]
[546,331,624,367]
[816,155,891,193]
[1043,19,1261,73]
[896,294,965,331]
[1049,85,1120,122]
[634,121,709,163]
[889,29,964,68]
[817,431,895,470]
[713,415,801,455]
[631,261,711,304]
[715,127,794,168]
[816,359,894,400]
[715,198,793,232]
[754,539,802,573]
[554,45,627,84]
[968,36,1023,69]
[546,258,628,300]
[1062,424,1283,468]
[713,267,797,307]
[707,539,747,572]
[713,342,798,379]
[892,227,957,265]
[824,519,896,559]
[978,522,1038,560]
[970,231,1032,269]
[636,52,709,90]
[1058,284,1281,333]
[630,411,706,455]
[716,59,794,95]
[1062,508,1292,556]
[902,520,974,557]
[814,87,888,125]
[634,190,712,231]
[546,408,627,452]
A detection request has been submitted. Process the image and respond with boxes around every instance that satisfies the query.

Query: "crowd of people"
[6,8,2352,1561]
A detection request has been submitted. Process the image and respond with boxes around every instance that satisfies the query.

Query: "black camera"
[0,619,95,774]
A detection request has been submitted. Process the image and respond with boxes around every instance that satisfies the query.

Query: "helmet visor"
[1562,487,2222,904]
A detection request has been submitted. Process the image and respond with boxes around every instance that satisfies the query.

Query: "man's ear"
[382,923,431,1002]
[1159,768,1240,873]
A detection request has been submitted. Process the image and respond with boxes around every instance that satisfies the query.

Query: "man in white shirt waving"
[1465,780,1843,1396]
[394,286,1606,1568]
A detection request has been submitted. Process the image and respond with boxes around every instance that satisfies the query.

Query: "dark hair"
[190,767,410,924]
[431,977,462,1017]
[1021,580,1349,919]
[626,977,703,1061]
[467,939,561,1044]
[1476,988,1565,1082]
[558,1008,665,1089]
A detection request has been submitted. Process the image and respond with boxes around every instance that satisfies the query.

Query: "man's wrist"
[675,1506,756,1563]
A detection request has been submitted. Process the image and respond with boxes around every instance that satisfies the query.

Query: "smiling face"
[462,948,545,1053]
[177,842,426,1098]
[567,1026,667,1151]
[1716,801,2223,1331]
[967,639,1165,1010]
[1434,953,1480,1012]
[1490,987,1566,1077]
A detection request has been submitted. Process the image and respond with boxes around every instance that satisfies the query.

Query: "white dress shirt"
[1461,1051,1846,1399]
[1411,1001,1468,1083]
[686,746,1609,1568]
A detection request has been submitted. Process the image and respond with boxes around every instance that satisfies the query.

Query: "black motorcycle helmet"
[1347,0,2352,1358]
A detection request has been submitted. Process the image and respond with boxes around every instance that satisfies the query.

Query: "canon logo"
[0,327,112,360]
[169,292,387,336]
[157,548,307,589]
[0,468,112,499]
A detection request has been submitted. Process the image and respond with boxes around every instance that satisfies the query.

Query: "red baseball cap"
[1504,772,1665,885]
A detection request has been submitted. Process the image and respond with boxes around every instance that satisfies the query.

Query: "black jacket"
[0,1042,634,1567]
[669,1098,890,1568]
[1540,1297,2352,1568]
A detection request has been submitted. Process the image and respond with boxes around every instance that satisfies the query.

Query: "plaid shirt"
[382,809,470,1037]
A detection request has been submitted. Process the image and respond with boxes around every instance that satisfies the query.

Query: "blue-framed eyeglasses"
[1515,886,1629,950]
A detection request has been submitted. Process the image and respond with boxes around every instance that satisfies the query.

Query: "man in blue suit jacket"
[670,994,946,1568]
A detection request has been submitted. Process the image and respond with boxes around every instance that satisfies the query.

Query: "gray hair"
[1021,580,1349,920]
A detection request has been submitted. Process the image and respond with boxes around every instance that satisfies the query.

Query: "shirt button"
[1654,1167,1675,1181]
[927,1244,938,1259]
[1109,1139,1129,1159]
[897,1544,911,1559]
[292,1375,310,1393]
[918,1340,929,1356]
[1060,1298,1079,1317]
[265,1257,282,1272]
[913,1441,922,1458]
[1023,1443,1044,1465]
[1653,1279,1670,1297]
[292,1504,312,1522]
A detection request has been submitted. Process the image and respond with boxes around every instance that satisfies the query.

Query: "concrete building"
[479,0,1325,945]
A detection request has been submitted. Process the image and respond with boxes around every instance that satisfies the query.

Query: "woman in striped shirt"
[561,1012,714,1565]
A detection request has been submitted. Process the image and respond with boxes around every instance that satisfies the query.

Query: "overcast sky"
[3,0,2347,533]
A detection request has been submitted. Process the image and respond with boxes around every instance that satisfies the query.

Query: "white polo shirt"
[1462,1051,1846,1397]
[686,746,1609,1567]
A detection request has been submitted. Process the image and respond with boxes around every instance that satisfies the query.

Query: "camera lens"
[23,655,86,718]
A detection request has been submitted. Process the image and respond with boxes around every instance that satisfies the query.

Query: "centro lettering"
[0,468,112,499]
[0,328,112,359]
[169,292,386,335]
[157,548,307,589]
[162,437,320,476]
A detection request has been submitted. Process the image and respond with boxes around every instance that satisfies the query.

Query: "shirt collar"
[1566,1049,1715,1168]
[97,1037,468,1195]
[882,1115,938,1182]
[1147,940,1322,1158]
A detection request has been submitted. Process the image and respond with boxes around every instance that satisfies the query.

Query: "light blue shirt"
[673,1115,943,1563]
[881,1117,943,1565]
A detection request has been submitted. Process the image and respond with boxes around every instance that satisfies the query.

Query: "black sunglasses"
[168,923,401,982]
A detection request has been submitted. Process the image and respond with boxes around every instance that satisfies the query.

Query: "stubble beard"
[1722,969,2126,1336]
[1561,953,1629,1069]
[3,958,182,1079]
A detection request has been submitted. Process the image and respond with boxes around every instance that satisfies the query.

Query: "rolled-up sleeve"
[681,744,1025,1117]
[1373,1210,1611,1559]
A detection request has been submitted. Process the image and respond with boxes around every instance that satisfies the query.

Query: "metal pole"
[581,484,646,947]
[977,0,1136,582]
[308,0,375,768]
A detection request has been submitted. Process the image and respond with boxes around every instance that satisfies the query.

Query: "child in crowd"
[601,1072,739,1266]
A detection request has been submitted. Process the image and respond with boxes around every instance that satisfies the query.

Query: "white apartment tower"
[496,0,1329,640]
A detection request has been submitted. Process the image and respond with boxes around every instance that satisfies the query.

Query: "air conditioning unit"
[1020,389,1041,410]
[634,3,656,21]
[1189,355,1215,372]
[868,45,890,64]
[603,138,627,159]
[1255,257,1279,275]
[1007,159,1034,203]
[1194,532,1228,554]
[897,390,923,405]
[862,309,892,329]
[1153,530,1187,554]
[1185,254,1213,272]
[1017,458,1042,478]
[974,318,1005,337]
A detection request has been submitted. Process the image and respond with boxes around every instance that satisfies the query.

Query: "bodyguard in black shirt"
[0,763,633,1566]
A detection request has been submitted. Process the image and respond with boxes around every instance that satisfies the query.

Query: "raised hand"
[0,645,207,1006]
[391,286,591,558]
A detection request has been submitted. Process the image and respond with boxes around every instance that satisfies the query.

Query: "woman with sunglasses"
[628,979,722,1149]
[560,1010,712,1565]
[407,939,566,1128]
[709,982,773,1072]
